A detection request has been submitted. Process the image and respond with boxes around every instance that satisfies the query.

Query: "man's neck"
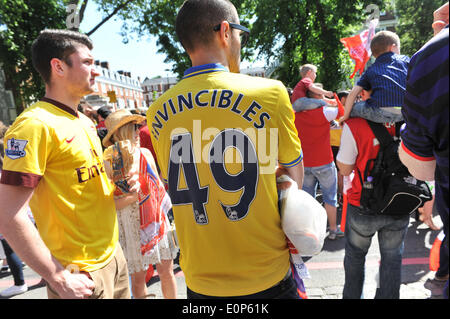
[189,47,228,69]
[44,85,80,112]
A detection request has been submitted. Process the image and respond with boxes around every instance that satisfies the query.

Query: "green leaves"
[246,0,386,90]
[395,0,440,57]
[0,0,67,113]
[96,0,387,90]
[2,0,439,116]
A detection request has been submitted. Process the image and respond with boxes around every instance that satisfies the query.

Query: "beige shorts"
[47,245,130,299]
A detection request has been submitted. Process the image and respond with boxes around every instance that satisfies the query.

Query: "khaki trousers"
[47,245,130,299]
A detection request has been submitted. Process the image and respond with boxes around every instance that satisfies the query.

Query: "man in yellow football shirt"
[147,0,304,298]
[0,30,131,299]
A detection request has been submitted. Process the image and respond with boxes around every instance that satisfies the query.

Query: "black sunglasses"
[213,22,250,47]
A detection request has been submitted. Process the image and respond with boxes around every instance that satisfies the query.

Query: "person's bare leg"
[130,270,147,299]
[156,259,177,299]
[325,203,338,231]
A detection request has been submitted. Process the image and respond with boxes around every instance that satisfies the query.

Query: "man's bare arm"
[337,160,355,176]
[398,145,436,181]
[277,162,304,189]
[339,85,363,124]
[0,184,94,298]
[309,84,334,98]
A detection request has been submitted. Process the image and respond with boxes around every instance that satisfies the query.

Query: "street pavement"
[0,209,446,300]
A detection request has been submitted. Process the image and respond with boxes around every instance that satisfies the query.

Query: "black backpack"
[358,121,432,217]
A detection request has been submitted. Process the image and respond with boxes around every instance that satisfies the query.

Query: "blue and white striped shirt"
[357,52,410,108]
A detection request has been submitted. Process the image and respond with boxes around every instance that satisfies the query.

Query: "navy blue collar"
[183,63,229,79]
[375,51,396,63]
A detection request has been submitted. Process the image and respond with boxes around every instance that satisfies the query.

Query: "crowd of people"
[0,0,448,300]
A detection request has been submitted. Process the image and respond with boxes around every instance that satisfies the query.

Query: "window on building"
[117,98,125,109]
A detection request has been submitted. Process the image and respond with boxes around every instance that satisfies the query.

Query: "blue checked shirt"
[357,52,410,108]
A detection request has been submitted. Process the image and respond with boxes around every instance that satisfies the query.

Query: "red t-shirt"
[96,120,106,129]
[139,125,157,163]
[342,118,396,206]
[294,107,336,167]
[291,77,313,103]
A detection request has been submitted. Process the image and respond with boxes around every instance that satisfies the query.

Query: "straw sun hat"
[102,109,145,147]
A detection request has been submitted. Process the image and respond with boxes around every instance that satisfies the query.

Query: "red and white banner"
[340,19,379,78]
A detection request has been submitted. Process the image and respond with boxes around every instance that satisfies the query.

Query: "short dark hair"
[176,0,237,52]
[31,29,93,83]
[97,106,112,119]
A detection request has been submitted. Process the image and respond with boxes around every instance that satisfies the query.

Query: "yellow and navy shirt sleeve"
[276,83,303,168]
[1,117,51,187]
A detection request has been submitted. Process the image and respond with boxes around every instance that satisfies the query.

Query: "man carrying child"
[291,64,335,112]
[339,30,409,124]
[336,30,411,298]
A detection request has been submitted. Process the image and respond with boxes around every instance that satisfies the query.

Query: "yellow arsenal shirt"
[147,64,303,296]
[1,98,118,272]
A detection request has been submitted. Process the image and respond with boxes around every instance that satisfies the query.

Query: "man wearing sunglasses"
[147,0,304,299]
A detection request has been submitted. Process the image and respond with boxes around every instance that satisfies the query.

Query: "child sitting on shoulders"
[339,31,410,124]
[291,64,335,112]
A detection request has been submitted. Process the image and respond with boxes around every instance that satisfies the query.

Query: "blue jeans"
[303,162,338,207]
[1,239,25,286]
[343,204,409,299]
[351,101,403,123]
[292,97,326,112]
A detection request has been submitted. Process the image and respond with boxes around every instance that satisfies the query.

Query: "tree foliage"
[395,0,444,57]
[248,0,386,90]
[0,0,133,113]
[0,0,67,113]
[109,0,385,90]
[2,0,443,113]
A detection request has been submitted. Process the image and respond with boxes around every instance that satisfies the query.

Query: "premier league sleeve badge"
[5,138,28,160]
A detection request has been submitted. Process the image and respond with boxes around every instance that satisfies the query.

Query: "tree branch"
[86,0,135,36]
[79,0,89,24]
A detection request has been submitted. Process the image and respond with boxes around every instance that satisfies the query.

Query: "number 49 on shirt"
[167,129,258,225]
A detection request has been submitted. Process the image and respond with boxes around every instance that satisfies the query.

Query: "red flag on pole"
[340,19,378,78]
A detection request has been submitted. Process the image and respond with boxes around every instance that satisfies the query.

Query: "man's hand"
[276,166,292,190]
[419,211,440,231]
[325,91,334,99]
[50,269,95,299]
[126,165,141,194]
[338,114,349,125]
[432,2,449,36]
[418,199,440,231]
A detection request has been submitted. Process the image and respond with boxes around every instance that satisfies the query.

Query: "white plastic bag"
[277,175,327,256]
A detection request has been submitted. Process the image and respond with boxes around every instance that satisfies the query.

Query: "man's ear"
[49,58,66,78]
[217,21,232,47]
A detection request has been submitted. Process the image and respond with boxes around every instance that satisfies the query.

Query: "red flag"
[340,19,378,78]
[430,230,444,271]
[334,93,345,118]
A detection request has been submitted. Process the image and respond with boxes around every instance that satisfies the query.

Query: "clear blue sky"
[78,2,262,81]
